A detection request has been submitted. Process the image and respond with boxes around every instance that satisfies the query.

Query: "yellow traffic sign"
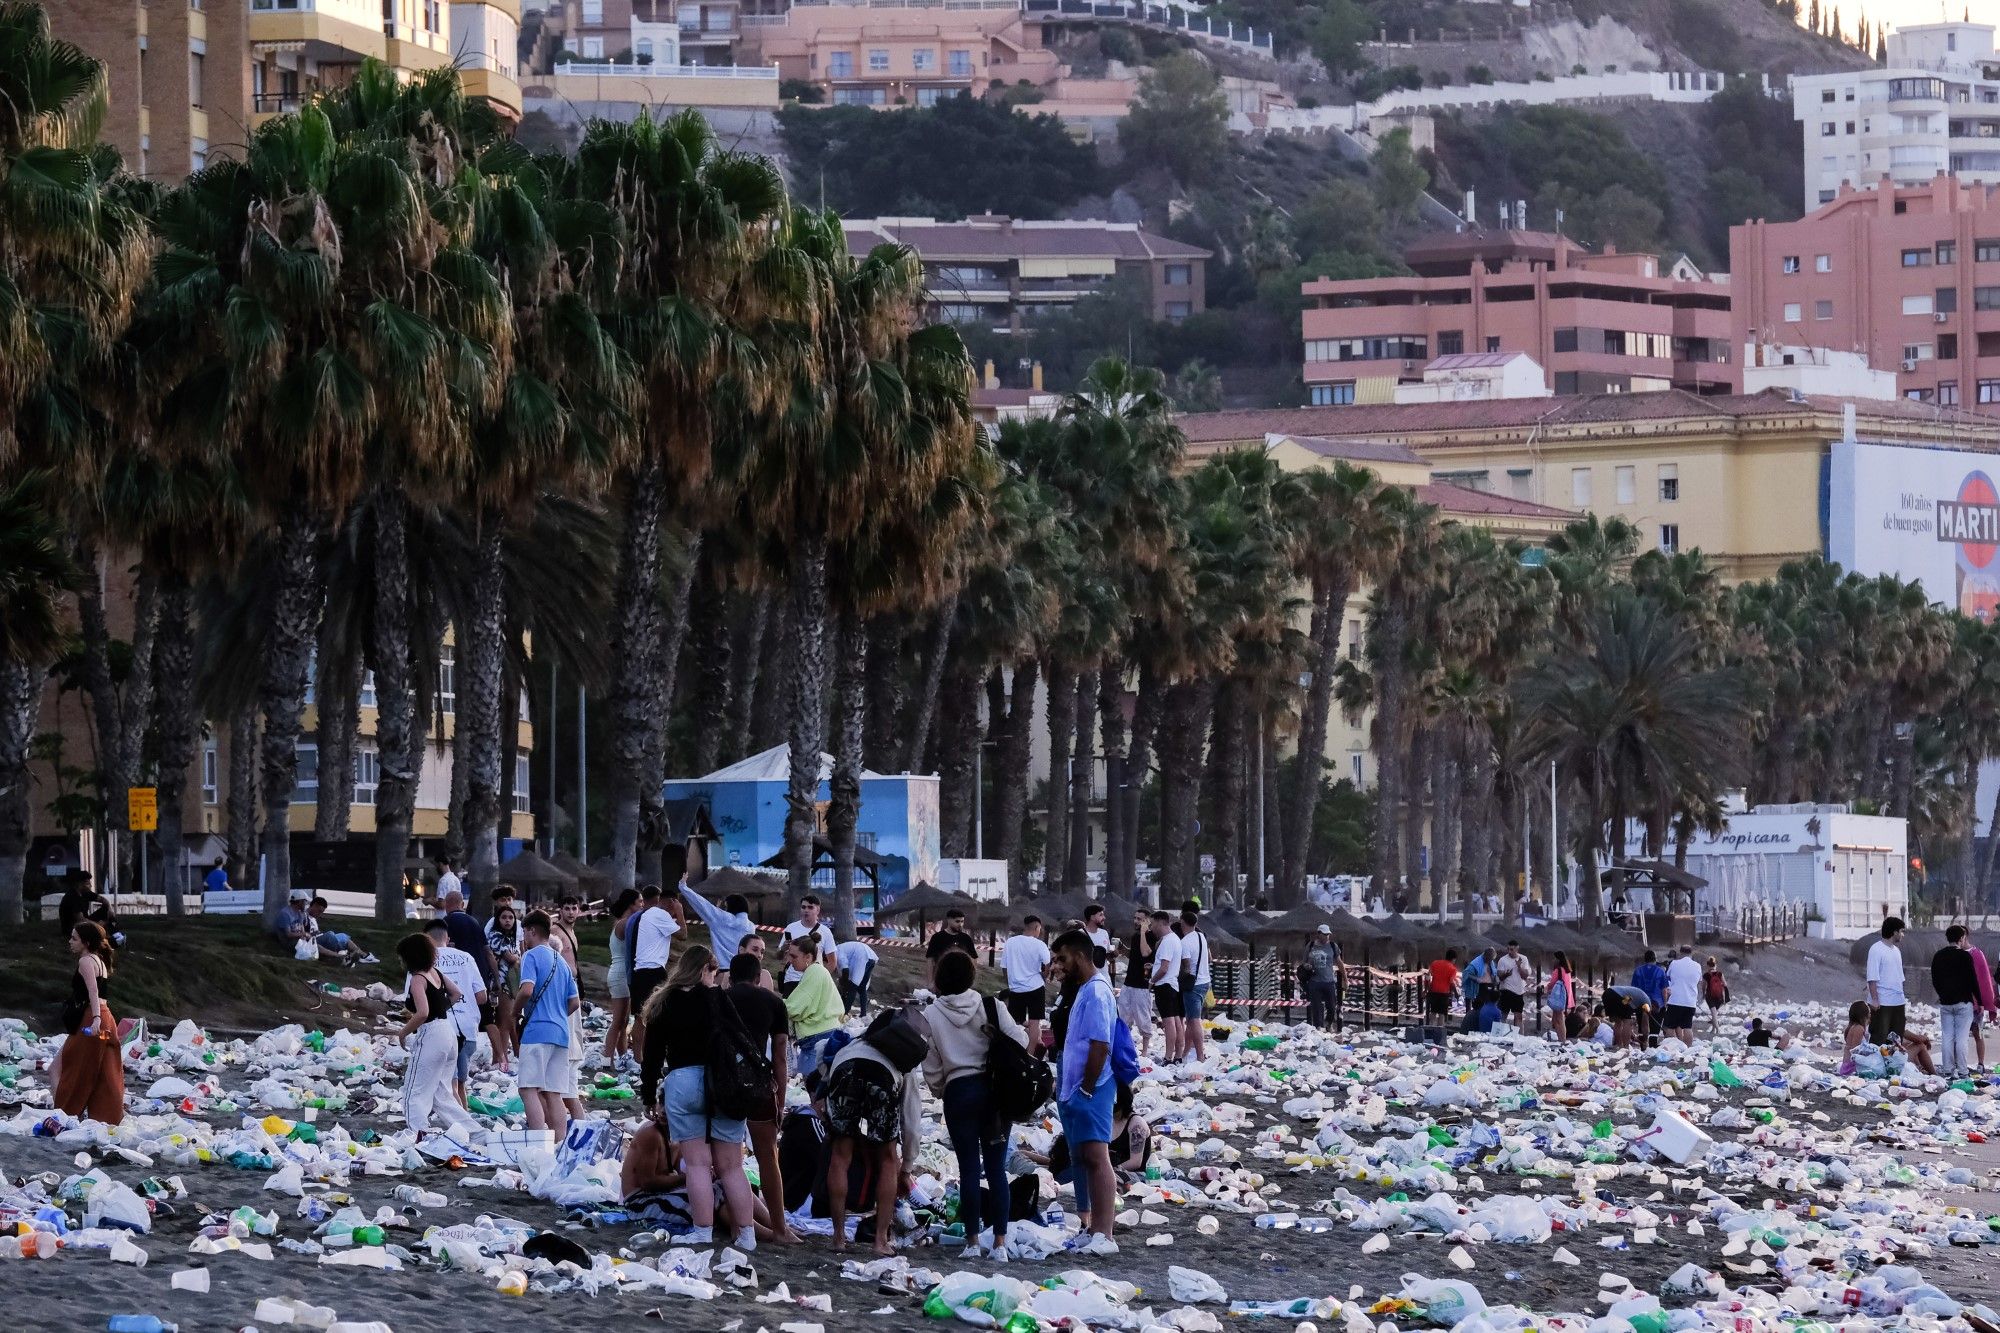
[128,786,158,832]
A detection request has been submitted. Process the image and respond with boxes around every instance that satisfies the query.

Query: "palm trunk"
[607,459,668,891]
[1285,573,1348,903]
[1098,665,1127,899]
[1159,679,1213,905]
[752,596,793,755]
[1368,598,1408,902]
[1211,682,1245,904]
[1121,659,1163,898]
[1066,668,1096,892]
[1432,728,1460,917]
[1261,712,1282,903]
[497,659,524,856]
[1042,660,1074,894]
[152,577,198,915]
[993,659,1039,875]
[462,520,508,919]
[0,659,42,926]
[373,490,422,924]
[313,630,361,841]
[1956,753,1978,905]
[639,531,701,885]
[938,662,980,859]
[724,589,771,766]
[227,706,259,884]
[903,599,955,775]
[258,508,324,925]
[785,534,830,901]
[1461,732,1493,926]
[829,604,867,937]
[1401,724,1428,910]
[689,581,735,777]
[75,541,129,834]
[864,616,905,773]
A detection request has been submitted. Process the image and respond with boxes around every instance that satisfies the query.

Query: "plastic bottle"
[496,1269,528,1296]
[351,1225,385,1246]
[107,1318,177,1333]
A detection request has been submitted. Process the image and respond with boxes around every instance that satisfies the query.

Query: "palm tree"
[573,110,788,892]
[1360,488,1438,907]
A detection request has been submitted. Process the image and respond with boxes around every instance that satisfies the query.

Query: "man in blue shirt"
[1052,928,1118,1255]
[203,857,230,897]
[1631,950,1669,1048]
[516,909,580,1140]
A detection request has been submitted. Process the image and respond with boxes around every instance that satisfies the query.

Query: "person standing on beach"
[1426,948,1460,1027]
[680,876,758,963]
[1083,903,1113,965]
[628,883,681,1056]
[1459,947,1495,1034]
[1177,909,1211,1063]
[1302,924,1342,1031]
[922,950,1028,1260]
[1150,911,1185,1061]
[54,922,124,1125]
[783,935,846,1079]
[422,918,487,1108]
[603,888,639,1064]
[1867,917,1909,1044]
[435,857,461,907]
[1968,930,1998,1073]
[926,907,978,984]
[780,895,839,995]
[1118,908,1157,1054]
[1001,915,1053,1053]
[1546,950,1575,1038]
[1701,955,1729,1035]
[1664,944,1702,1044]
[1051,928,1119,1255]
[440,889,506,1075]
[1631,950,1669,1047]
[516,909,581,1140]
[727,952,800,1245]
[1932,924,1979,1079]
[1495,941,1534,1033]
[394,933,482,1138]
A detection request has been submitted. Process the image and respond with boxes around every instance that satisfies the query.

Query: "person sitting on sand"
[622,1116,685,1200]
[1745,1017,1793,1051]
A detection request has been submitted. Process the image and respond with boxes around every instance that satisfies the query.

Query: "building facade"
[1300,231,1735,407]
[1727,176,2000,411]
[1790,21,2000,211]
[539,0,761,68]
[755,0,1057,104]
[844,214,1207,332]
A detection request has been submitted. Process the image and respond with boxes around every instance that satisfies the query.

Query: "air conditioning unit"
[1937,311,1950,323]
[1903,357,1919,370]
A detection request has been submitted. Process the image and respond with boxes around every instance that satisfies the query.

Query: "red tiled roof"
[1416,481,1575,520]
[845,216,1209,262]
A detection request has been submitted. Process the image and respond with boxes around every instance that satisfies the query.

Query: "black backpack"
[863,1007,931,1072]
[706,991,775,1121]
[984,995,1055,1122]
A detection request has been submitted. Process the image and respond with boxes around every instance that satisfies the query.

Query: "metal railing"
[1707,901,1811,946]
[551,61,779,78]
[1020,0,1272,53]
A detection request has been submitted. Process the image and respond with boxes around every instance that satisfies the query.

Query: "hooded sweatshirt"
[921,989,1029,1095]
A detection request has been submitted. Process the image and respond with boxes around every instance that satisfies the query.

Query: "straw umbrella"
[493,848,578,907]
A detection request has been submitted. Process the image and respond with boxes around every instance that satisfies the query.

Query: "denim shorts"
[454,1034,474,1083]
[663,1065,748,1146]
[1058,1075,1115,1146]
[1179,978,1205,1020]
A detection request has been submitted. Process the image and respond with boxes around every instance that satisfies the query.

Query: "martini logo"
[1937,471,2000,569]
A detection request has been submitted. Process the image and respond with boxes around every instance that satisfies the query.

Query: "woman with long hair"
[487,902,523,1070]
[395,933,482,1137]
[54,922,124,1124]
[1546,949,1575,1038]
[921,950,1026,1258]
[603,887,641,1063]
[638,944,760,1249]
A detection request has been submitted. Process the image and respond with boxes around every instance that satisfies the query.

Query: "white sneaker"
[1076,1232,1118,1257]
[733,1227,757,1253]
[666,1226,713,1247]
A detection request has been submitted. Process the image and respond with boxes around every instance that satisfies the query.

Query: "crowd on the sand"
[41,874,2000,1263]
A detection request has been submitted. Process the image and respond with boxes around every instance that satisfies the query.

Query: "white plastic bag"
[1399,1274,1487,1327]
[1169,1265,1229,1304]
[295,938,319,961]
[83,1179,152,1234]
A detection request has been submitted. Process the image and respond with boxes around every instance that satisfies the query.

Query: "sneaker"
[666,1226,713,1247]
[1063,1232,1118,1257]
[359,953,380,965]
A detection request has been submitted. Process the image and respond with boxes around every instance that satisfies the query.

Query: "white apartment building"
[1791,22,2000,212]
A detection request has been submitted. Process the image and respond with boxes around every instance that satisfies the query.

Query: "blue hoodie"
[1632,960,1669,1011]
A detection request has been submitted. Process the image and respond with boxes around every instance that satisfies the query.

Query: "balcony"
[249,0,388,63]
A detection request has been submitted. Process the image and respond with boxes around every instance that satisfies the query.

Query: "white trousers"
[406,1019,480,1135]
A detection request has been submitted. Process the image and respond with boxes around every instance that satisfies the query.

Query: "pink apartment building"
[1731,176,2000,410]
[1299,231,1736,405]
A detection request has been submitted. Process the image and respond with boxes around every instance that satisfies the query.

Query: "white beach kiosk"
[1676,803,1908,941]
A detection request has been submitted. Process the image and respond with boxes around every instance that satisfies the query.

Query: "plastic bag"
[1399,1274,1487,1327]
[83,1180,152,1234]
[922,1270,1032,1326]
[1169,1265,1229,1304]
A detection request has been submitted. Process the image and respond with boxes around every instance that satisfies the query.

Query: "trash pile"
[2,997,2000,1332]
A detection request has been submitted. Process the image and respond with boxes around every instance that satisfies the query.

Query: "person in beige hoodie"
[922,951,1029,1258]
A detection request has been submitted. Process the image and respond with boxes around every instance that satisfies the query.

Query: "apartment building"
[1300,230,1736,407]
[1791,21,2000,212]
[1728,175,2000,410]
[844,215,1208,331]
[756,0,1059,105]
[50,0,250,180]
[541,0,758,67]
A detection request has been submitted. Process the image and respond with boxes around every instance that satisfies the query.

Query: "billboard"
[1827,439,2000,621]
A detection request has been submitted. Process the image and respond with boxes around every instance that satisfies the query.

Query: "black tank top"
[1124,931,1150,987]
[66,968,109,1033]
[410,970,451,1020]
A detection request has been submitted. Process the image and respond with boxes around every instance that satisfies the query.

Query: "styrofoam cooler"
[485,1129,557,1165]
[1638,1108,1713,1164]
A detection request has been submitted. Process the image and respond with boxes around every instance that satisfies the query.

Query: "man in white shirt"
[1148,910,1185,1062]
[1866,915,1909,1043]
[422,918,487,1108]
[834,937,878,1015]
[1663,944,1704,1044]
[434,857,461,908]
[677,876,756,961]
[627,883,681,1054]
[1001,915,1054,1051]
[1176,910,1211,1063]
[1083,903,1114,965]
[1494,941,1534,1032]
[780,894,839,992]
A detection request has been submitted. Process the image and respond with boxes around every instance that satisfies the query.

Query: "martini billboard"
[1826,439,2000,621]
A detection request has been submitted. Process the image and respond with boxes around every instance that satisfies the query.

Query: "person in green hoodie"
[784,935,845,1080]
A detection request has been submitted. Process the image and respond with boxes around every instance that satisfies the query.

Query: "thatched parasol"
[495,848,578,902]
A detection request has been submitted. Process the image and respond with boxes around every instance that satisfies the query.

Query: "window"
[1659,524,1680,554]
[1903,342,1931,362]
[1615,465,1635,505]
[1941,333,1960,357]
[829,50,852,77]
[1821,89,1835,103]
[1782,255,1801,272]
[438,652,456,715]
[202,740,219,805]
[1819,190,1837,204]
[189,50,204,107]
[1816,299,1834,319]
[867,48,889,71]
[1938,286,1959,313]
[190,138,206,171]
[935,302,980,322]
[1821,122,1836,136]
[1437,330,1463,355]
[1312,381,1356,405]
[1346,619,1362,660]
[1976,285,2000,310]
[1941,380,1961,405]
[1302,336,1427,362]
[1939,240,1958,263]
[359,670,376,708]
[1816,254,1832,272]
[913,48,936,72]
[1978,239,2000,261]
[581,35,604,57]
[1902,293,1935,315]
[1658,463,1679,503]
[1164,263,1192,286]
[581,0,602,18]
[948,49,972,77]
[1351,754,1364,783]
[1903,248,1932,267]
[1783,302,1803,322]
[293,742,319,804]
[915,87,945,107]
[514,751,532,814]
[1571,467,1592,507]
[1552,327,1579,353]
[1485,335,1501,353]
[636,38,653,60]
[1165,301,1192,322]
[353,746,379,807]
[832,85,885,105]
[1980,379,2000,403]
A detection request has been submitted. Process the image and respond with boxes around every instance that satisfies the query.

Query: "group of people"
[1861,916,1999,1079]
[1398,940,1733,1050]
